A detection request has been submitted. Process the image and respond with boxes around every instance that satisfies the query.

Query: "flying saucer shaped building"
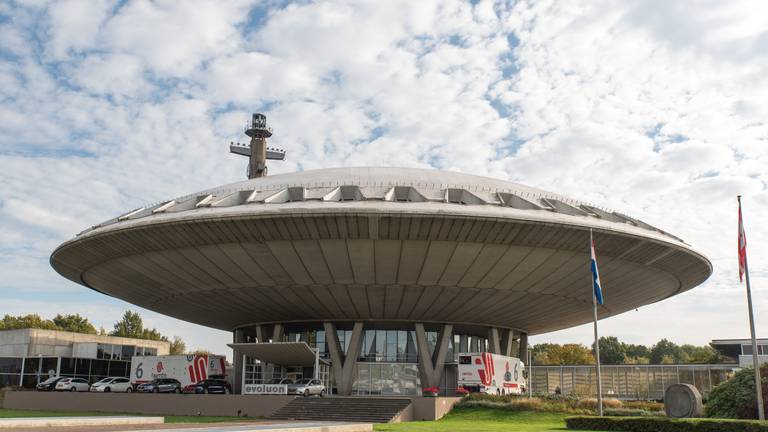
[51,166,711,395]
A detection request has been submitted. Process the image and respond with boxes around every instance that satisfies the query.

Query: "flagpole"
[739,195,764,420]
[591,229,604,417]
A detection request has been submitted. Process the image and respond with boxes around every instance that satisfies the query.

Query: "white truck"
[457,352,526,395]
[130,354,226,388]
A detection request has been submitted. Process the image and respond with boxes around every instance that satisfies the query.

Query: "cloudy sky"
[1,0,768,358]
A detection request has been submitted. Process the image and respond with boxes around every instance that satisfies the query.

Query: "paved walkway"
[3,419,372,432]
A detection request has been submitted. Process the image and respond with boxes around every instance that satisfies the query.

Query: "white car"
[287,378,325,397]
[90,377,133,393]
[55,377,90,392]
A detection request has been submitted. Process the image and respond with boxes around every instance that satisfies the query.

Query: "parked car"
[265,378,294,385]
[287,378,325,397]
[36,376,66,391]
[54,377,90,392]
[182,378,232,394]
[136,378,181,393]
[90,377,133,393]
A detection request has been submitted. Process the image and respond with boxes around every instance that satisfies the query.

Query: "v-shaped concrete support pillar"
[324,322,363,396]
[500,329,515,357]
[414,323,453,389]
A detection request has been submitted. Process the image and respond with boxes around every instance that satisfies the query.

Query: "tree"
[624,343,651,360]
[52,314,96,334]
[531,343,560,365]
[650,339,682,364]
[597,336,626,364]
[0,314,57,330]
[111,310,144,338]
[190,349,212,356]
[680,344,721,363]
[169,336,186,355]
[141,328,167,342]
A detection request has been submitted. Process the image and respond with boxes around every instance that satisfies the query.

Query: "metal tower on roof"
[229,113,286,179]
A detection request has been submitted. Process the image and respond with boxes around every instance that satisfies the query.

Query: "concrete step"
[270,397,412,423]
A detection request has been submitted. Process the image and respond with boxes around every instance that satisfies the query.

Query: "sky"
[1,0,768,360]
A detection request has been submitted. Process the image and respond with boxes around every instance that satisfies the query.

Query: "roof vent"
[540,198,589,216]
[385,186,427,202]
[211,190,253,207]
[264,187,306,203]
[323,185,364,201]
[580,205,626,222]
[498,192,543,210]
[445,188,484,205]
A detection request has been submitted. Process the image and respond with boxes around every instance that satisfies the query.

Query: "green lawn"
[0,408,258,423]
[375,407,599,432]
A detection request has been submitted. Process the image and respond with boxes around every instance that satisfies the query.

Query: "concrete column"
[324,322,363,396]
[519,332,528,364]
[255,325,266,343]
[470,336,479,352]
[233,329,244,394]
[459,335,468,353]
[487,328,501,354]
[500,329,514,357]
[272,324,284,343]
[415,323,453,389]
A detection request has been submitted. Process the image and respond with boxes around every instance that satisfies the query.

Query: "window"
[97,344,113,360]
[0,358,23,374]
[122,345,135,359]
[74,358,91,375]
[743,344,754,355]
[386,330,397,362]
[91,359,109,377]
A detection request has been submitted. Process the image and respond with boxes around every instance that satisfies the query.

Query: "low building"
[0,328,170,388]
[711,338,768,367]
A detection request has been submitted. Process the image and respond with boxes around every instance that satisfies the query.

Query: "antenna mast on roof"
[229,113,286,179]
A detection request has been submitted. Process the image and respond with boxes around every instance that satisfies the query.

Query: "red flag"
[738,199,747,282]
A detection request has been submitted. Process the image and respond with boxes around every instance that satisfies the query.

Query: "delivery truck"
[130,354,226,388]
[457,352,526,395]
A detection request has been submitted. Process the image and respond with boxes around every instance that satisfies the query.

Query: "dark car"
[136,378,181,393]
[182,379,232,394]
[36,376,66,391]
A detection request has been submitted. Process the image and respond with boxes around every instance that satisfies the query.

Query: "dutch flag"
[590,231,604,305]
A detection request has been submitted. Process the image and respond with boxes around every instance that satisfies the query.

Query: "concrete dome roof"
[51,166,711,334]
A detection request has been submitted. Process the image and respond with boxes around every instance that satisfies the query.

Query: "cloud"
[1,0,768,355]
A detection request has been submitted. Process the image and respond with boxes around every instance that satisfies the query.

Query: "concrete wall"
[0,329,170,358]
[0,329,32,357]
[3,392,293,418]
[408,397,462,421]
[3,392,462,422]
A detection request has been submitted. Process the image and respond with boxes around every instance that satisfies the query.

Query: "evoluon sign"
[243,384,288,395]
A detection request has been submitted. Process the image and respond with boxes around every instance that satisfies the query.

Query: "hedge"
[565,416,768,432]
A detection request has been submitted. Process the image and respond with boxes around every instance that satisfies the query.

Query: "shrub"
[706,365,768,419]
[577,398,623,410]
[566,415,768,431]
[603,408,663,417]
[623,400,664,412]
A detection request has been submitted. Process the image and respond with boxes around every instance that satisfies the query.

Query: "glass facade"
[741,344,768,355]
[0,356,132,389]
[237,323,491,395]
[96,344,157,359]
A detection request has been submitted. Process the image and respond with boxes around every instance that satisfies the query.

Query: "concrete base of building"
[2,392,462,422]
[0,415,164,429]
